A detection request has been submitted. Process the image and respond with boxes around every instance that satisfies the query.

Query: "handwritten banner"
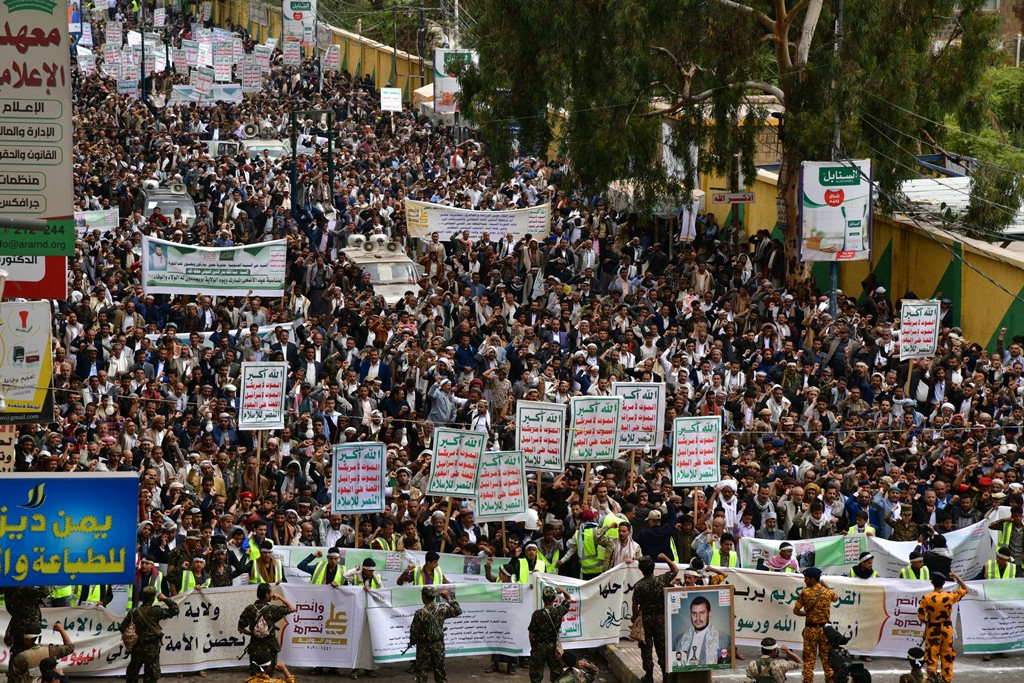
[515,400,564,472]
[899,299,941,360]
[213,41,232,81]
[613,381,665,450]
[475,450,527,521]
[321,44,340,71]
[182,38,199,67]
[426,428,486,497]
[193,66,214,95]
[282,37,301,65]
[331,442,386,514]
[106,20,122,46]
[240,63,261,92]
[238,362,287,430]
[568,396,622,463]
[404,199,551,241]
[0,424,15,472]
[671,415,722,486]
[0,473,138,586]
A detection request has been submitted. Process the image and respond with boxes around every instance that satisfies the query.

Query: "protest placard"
[237,362,287,430]
[241,63,261,92]
[426,428,486,497]
[331,442,387,514]
[671,415,722,486]
[213,41,232,81]
[107,20,121,45]
[181,38,198,66]
[899,299,941,360]
[475,450,527,521]
[613,381,665,450]
[321,44,340,71]
[568,395,621,463]
[283,37,300,65]
[515,400,564,472]
[193,66,214,95]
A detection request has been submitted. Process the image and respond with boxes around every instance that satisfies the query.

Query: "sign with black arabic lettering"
[331,442,387,514]
[0,473,138,586]
[0,424,15,472]
[898,299,941,360]
[475,450,527,521]
[238,362,287,430]
[613,381,666,450]
[426,428,486,497]
[671,415,722,486]
[568,396,622,463]
[515,400,564,472]
[0,0,75,255]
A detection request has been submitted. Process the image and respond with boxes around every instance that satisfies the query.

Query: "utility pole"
[453,0,459,47]
[391,2,398,87]
[829,0,843,319]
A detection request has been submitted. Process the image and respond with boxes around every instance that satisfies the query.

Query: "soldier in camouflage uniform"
[409,586,462,683]
[237,583,296,675]
[8,622,75,683]
[4,586,50,659]
[208,546,238,588]
[528,585,573,683]
[630,553,679,683]
[166,530,202,575]
[119,585,180,683]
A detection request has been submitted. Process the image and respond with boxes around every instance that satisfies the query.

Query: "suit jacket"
[274,341,301,368]
[347,396,379,428]
[357,360,392,391]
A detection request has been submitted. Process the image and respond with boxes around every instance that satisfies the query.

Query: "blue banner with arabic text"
[0,473,139,586]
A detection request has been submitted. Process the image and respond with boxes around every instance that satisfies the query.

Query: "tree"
[458,0,1000,284]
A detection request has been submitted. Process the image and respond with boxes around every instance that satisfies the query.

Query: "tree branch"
[650,44,701,99]
[690,81,785,103]
[782,0,811,28]
[794,0,823,66]
[707,0,776,33]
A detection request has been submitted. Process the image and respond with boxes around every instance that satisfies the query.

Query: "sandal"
[484,665,499,674]
[984,654,993,661]
[349,673,359,680]
[508,665,517,676]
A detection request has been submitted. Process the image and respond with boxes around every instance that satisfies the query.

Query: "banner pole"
[628,450,637,494]
[355,514,361,549]
[439,497,454,552]
[535,471,542,505]
[501,521,507,557]
[693,486,700,530]
[582,463,592,508]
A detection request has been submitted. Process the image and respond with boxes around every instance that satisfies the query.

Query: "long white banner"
[141,235,287,296]
[405,199,551,241]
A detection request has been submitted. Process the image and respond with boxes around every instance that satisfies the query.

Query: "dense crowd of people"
[18,0,1024,628]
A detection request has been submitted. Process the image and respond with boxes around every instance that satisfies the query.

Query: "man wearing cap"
[558,508,604,580]
[901,551,931,580]
[985,545,1017,579]
[7,622,73,683]
[636,502,679,564]
[632,553,680,683]
[793,568,838,683]
[238,584,296,675]
[755,512,785,541]
[166,529,202,577]
[409,587,462,683]
[391,466,422,501]
[917,571,967,676]
[120,586,179,683]
[2,585,52,659]
[528,585,573,683]
[746,636,802,682]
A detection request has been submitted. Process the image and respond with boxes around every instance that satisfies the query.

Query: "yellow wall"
[705,169,1024,346]
[212,0,431,97]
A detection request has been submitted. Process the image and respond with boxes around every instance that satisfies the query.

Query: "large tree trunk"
[779,140,812,290]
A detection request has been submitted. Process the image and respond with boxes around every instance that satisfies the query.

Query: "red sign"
[3,256,66,299]
[824,189,845,207]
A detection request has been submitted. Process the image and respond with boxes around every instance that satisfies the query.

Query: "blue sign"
[0,473,139,586]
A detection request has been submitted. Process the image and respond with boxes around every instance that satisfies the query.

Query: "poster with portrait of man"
[664,585,735,673]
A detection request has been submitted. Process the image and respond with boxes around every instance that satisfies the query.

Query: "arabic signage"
[475,450,527,521]
[671,415,722,486]
[568,396,622,463]
[74,208,118,236]
[426,428,486,497]
[282,0,316,46]
[380,86,402,112]
[0,0,75,256]
[0,254,66,300]
[141,235,287,296]
[0,473,138,586]
[960,580,1024,655]
[0,424,15,472]
[613,381,665,450]
[240,63,261,92]
[282,36,301,65]
[331,442,386,515]
[237,362,287,430]
[899,299,941,360]
[710,192,755,205]
[799,159,873,262]
[665,586,735,673]
[515,400,564,472]
[405,199,551,241]
[0,301,53,423]
[278,584,368,668]
[213,40,232,81]
[432,48,476,114]
[321,43,340,71]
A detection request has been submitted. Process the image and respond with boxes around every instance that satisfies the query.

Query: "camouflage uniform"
[528,593,571,683]
[238,599,294,674]
[208,563,234,588]
[4,587,49,658]
[8,642,75,683]
[793,583,838,683]
[917,586,966,683]
[119,596,180,683]
[409,592,462,683]
[632,568,678,679]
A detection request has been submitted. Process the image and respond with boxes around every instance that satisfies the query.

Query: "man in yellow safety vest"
[901,551,931,580]
[398,551,445,585]
[986,546,1017,579]
[298,547,346,585]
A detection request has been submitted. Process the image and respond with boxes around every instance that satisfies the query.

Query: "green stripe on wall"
[987,280,1024,352]
[932,241,962,329]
